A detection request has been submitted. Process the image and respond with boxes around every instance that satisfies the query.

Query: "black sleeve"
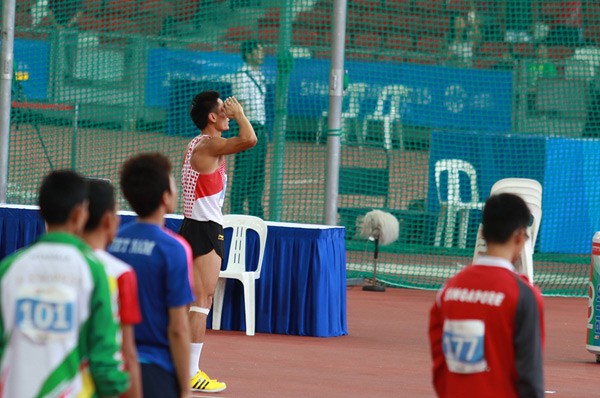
[513,277,544,398]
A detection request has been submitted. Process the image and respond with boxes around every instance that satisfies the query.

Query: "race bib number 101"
[15,285,76,343]
[442,319,488,374]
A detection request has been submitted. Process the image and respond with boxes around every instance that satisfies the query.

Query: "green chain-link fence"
[6,0,600,295]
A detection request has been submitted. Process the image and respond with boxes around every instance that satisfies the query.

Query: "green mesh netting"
[7,0,600,296]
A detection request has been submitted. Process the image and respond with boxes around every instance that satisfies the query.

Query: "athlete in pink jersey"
[178,91,256,393]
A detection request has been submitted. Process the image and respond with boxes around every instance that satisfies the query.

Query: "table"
[0,204,47,258]
[0,206,347,337]
[428,130,600,254]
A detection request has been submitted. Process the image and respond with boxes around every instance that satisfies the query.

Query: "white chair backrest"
[489,178,543,247]
[435,159,480,205]
[343,83,368,117]
[373,84,409,119]
[223,215,268,279]
[490,178,542,197]
[473,178,543,282]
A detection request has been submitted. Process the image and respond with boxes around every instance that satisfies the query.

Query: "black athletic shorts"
[140,363,179,398]
[178,217,224,259]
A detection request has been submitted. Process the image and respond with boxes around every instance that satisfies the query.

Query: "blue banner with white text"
[148,49,513,132]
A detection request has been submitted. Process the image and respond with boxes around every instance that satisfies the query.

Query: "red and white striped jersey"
[181,135,227,224]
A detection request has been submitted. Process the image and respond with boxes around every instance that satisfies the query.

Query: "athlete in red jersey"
[81,179,142,398]
[429,193,545,398]
[181,134,227,224]
[179,92,256,392]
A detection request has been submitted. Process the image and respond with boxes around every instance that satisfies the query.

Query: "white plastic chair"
[212,215,268,336]
[472,178,543,283]
[434,159,485,248]
[316,83,368,144]
[361,84,408,150]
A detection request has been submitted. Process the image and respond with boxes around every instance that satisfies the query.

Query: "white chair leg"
[316,113,326,143]
[520,240,534,283]
[473,224,487,261]
[434,207,447,247]
[242,276,256,336]
[211,278,226,331]
[445,206,457,248]
[383,117,392,150]
[361,118,369,147]
[457,209,470,249]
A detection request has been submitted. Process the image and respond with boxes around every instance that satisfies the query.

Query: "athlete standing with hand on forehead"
[179,91,257,393]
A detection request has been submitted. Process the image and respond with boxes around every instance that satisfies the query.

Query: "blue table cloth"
[0,206,347,337]
[0,205,47,258]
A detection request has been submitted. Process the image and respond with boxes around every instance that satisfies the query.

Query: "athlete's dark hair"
[120,152,172,217]
[190,90,220,131]
[482,193,531,244]
[241,40,261,63]
[84,179,115,232]
[38,170,88,225]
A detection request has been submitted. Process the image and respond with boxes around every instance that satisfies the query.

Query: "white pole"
[0,0,16,203]
[323,0,347,225]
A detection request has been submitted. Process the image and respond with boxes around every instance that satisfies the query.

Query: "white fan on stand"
[360,210,399,292]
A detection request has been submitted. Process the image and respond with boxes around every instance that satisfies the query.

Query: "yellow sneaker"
[190,370,227,393]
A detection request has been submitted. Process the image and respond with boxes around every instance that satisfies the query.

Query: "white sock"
[190,343,203,377]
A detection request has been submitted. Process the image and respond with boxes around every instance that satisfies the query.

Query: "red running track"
[192,287,596,397]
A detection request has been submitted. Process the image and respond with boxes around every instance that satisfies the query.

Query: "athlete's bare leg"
[189,250,221,344]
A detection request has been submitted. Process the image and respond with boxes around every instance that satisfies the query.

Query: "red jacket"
[429,256,545,398]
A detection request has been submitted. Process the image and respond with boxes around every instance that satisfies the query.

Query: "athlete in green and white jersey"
[0,170,129,398]
[0,232,129,397]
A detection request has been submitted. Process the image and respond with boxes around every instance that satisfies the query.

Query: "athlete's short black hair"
[84,179,115,232]
[38,170,88,225]
[482,193,531,244]
[120,153,172,217]
[190,90,220,131]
